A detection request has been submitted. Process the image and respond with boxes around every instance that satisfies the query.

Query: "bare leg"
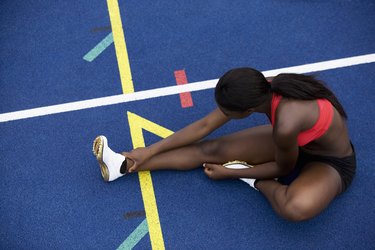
[255,162,343,221]
[127,125,275,172]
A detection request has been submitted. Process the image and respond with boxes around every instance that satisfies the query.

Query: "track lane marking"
[127,111,172,249]
[117,219,148,250]
[83,33,114,62]
[107,0,164,249]
[107,0,134,93]
[1,53,375,123]
[174,70,194,108]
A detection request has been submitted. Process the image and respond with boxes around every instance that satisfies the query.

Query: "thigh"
[285,162,343,217]
[201,124,276,164]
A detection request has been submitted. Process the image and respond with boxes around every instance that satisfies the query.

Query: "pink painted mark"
[174,70,193,108]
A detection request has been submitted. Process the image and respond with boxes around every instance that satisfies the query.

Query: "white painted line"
[1,53,375,123]
[262,53,375,76]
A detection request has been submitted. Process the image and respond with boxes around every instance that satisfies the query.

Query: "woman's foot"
[92,135,127,182]
[223,161,259,191]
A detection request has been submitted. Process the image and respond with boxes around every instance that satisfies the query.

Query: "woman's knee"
[282,195,317,222]
[198,140,223,158]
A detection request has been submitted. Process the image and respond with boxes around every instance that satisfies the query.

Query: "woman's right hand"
[121,147,153,173]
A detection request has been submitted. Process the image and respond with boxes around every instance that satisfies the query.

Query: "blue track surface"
[1,1,375,249]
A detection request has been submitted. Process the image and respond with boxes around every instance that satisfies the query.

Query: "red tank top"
[271,94,334,146]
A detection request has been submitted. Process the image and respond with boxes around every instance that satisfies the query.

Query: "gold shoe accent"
[93,136,109,182]
[223,160,253,168]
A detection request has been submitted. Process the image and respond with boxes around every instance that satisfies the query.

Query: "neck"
[255,93,272,117]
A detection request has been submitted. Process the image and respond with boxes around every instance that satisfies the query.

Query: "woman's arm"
[205,132,298,180]
[205,103,301,180]
[125,108,230,171]
[232,108,300,179]
[225,131,299,180]
[147,107,230,156]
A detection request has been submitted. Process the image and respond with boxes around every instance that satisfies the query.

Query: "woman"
[93,68,356,222]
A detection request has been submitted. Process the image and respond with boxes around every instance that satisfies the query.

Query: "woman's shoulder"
[274,98,318,135]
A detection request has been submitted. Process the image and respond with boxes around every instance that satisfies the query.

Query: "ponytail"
[215,68,347,119]
[271,73,347,119]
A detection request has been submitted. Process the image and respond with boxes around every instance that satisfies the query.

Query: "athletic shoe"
[223,160,258,191]
[92,135,126,182]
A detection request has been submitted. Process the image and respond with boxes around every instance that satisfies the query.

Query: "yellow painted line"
[107,0,134,93]
[128,112,173,250]
[106,1,165,248]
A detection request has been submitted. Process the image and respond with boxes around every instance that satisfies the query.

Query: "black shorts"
[278,144,356,193]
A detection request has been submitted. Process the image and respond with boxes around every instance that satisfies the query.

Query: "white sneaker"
[223,161,258,191]
[92,135,126,182]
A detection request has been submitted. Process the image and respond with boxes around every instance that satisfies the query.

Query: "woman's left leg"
[255,162,343,221]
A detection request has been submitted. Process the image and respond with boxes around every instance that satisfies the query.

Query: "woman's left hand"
[203,163,231,180]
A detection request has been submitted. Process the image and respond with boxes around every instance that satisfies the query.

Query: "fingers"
[127,160,138,173]
[128,164,140,173]
[128,165,136,173]
[203,163,222,179]
[204,167,210,176]
[203,163,210,175]
[120,152,137,173]
[203,163,220,169]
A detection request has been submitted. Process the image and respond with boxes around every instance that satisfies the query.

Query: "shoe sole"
[92,136,110,182]
[223,160,253,167]
[223,160,253,169]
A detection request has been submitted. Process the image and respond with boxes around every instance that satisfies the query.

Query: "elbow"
[198,121,211,138]
[278,165,295,177]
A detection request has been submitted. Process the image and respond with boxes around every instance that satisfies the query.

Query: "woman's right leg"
[128,125,276,172]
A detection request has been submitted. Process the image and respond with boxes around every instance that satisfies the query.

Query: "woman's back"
[275,97,352,157]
